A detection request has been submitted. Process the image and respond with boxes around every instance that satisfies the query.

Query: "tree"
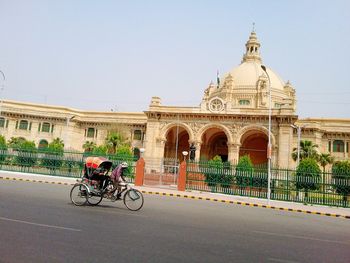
[105,131,124,154]
[92,145,108,155]
[0,135,8,165]
[0,135,7,148]
[51,138,64,149]
[235,155,254,188]
[41,138,64,171]
[8,137,26,150]
[116,145,133,157]
[292,140,319,161]
[295,158,321,198]
[331,161,350,205]
[318,153,334,203]
[14,140,37,167]
[318,153,334,173]
[82,141,96,153]
[204,155,223,190]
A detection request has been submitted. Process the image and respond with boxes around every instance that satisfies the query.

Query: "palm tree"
[51,138,64,148]
[82,141,96,153]
[292,140,319,162]
[105,131,124,154]
[318,153,334,173]
[318,153,334,204]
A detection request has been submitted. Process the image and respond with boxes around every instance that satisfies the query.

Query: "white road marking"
[0,216,81,232]
[268,258,300,263]
[253,230,349,245]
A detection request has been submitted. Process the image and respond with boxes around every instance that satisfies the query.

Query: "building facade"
[0,31,349,171]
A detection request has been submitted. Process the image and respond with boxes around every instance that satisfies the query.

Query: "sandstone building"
[1,31,349,171]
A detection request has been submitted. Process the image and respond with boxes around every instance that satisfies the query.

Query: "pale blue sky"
[0,0,349,118]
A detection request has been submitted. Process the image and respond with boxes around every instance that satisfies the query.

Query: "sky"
[0,0,349,118]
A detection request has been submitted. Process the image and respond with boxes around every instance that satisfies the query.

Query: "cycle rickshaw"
[70,156,144,211]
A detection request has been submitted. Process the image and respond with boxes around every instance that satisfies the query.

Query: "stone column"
[228,143,240,164]
[277,124,294,169]
[194,141,201,161]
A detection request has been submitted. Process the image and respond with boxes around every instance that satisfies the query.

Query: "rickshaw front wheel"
[70,184,88,206]
[123,189,144,211]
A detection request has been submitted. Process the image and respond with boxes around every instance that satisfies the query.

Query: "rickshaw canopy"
[85,156,113,173]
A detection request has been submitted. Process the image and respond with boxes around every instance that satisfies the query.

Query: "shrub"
[235,155,254,187]
[295,158,321,197]
[41,139,64,171]
[204,155,223,189]
[332,161,350,203]
[0,135,8,164]
[14,141,37,167]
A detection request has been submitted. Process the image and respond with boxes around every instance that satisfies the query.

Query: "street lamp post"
[261,65,272,204]
[0,70,5,134]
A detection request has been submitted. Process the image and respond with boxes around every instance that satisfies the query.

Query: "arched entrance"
[239,131,268,165]
[164,126,190,160]
[200,128,228,161]
[38,139,49,150]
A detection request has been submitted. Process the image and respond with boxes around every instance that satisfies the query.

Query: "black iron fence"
[186,161,350,208]
[0,148,136,182]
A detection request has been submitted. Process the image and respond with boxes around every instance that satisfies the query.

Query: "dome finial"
[242,29,262,63]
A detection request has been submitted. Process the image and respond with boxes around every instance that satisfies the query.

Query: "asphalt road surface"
[0,180,349,263]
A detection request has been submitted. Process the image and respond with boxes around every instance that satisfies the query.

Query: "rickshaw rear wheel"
[87,191,103,206]
[123,189,144,211]
[70,183,88,206]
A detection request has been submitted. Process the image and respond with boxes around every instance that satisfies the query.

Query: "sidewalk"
[1,170,349,219]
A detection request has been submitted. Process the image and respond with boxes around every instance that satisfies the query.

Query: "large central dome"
[200,31,296,114]
[226,61,285,90]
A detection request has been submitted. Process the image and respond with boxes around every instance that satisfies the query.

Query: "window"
[333,140,344,153]
[0,117,4,128]
[41,122,51,133]
[134,130,142,140]
[328,141,331,152]
[38,139,48,149]
[19,120,28,130]
[86,128,95,138]
[239,99,250,105]
[274,103,282,108]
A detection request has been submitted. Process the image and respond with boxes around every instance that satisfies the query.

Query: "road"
[0,180,349,263]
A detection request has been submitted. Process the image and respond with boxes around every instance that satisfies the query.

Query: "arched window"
[333,140,344,152]
[0,117,5,128]
[19,120,28,130]
[86,128,95,138]
[134,130,142,140]
[38,139,49,149]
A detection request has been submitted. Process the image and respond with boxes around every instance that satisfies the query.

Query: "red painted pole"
[134,157,145,186]
[177,160,187,191]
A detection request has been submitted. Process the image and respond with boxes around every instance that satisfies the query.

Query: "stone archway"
[239,130,268,165]
[164,126,190,160]
[200,127,228,161]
